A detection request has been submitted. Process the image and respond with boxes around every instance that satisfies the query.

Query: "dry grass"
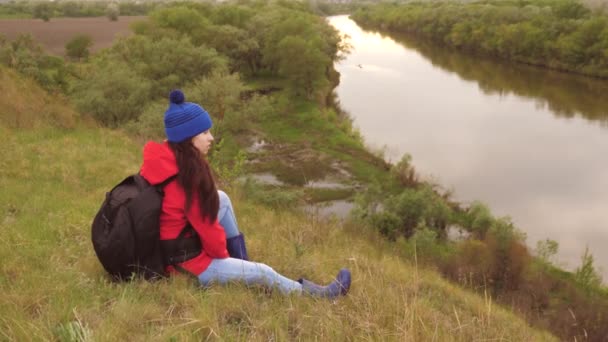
[0,67,84,128]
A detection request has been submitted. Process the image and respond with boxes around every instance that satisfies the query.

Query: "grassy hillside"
[0,69,556,340]
[0,67,81,129]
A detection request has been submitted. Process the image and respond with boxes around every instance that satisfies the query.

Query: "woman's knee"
[218,190,231,207]
[250,263,277,282]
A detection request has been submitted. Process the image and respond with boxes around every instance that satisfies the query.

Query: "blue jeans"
[218,190,240,239]
[198,258,303,295]
[198,191,303,295]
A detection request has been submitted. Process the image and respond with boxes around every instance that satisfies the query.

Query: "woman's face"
[192,130,214,155]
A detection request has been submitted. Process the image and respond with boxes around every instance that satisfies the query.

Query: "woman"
[139,90,351,298]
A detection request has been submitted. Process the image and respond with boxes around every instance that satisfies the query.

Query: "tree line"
[352,0,608,78]
[379,30,608,125]
[0,0,155,21]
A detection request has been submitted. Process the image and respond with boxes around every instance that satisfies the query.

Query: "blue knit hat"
[164,90,213,143]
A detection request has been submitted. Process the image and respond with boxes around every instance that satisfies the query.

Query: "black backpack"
[91,174,201,281]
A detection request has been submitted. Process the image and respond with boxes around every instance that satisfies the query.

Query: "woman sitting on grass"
[139,90,351,298]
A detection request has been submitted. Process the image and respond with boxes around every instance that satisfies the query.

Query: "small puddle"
[247,139,268,153]
[305,180,350,189]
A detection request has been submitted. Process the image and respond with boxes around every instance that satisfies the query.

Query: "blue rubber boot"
[226,233,249,260]
[298,268,351,298]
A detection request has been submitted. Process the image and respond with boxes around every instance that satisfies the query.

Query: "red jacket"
[140,141,229,275]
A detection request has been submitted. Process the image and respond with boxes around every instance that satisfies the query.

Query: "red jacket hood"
[140,141,178,185]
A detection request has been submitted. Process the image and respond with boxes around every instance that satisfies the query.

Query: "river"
[328,15,608,277]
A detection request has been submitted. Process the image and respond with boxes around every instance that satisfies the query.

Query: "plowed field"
[0,16,145,56]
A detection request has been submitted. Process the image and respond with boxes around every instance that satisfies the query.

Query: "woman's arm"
[186,198,229,259]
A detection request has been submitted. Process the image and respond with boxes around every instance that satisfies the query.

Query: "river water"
[328,15,608,276]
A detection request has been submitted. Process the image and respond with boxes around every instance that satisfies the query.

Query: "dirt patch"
[0,16,145,56]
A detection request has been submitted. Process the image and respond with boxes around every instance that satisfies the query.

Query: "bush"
[72,62,151,127]
[187,71,244,123]
[575,247,603,290]
[390,153,418,188]
[33,2,52,22]
[103,35,226,97]
[65,35,92,61]
[1,34,68,92]
[106,3,119,21]
[123,101,166,140]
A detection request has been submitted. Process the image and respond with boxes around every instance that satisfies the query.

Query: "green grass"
[303,187,355,203]
[249,92,396,195]
[0,68,557,341]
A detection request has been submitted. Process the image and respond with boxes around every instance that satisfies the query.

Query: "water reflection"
[378,30,608,126]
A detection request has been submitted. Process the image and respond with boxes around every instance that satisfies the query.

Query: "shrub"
[123,101,166,140]
[535,238,559,265]
[33,2,52,22]
[460,201,494,239]
[187,71,244,123]
[1,34,68,92]
[240,178,303,209]
[103,35,226,97]
[65,35,92,61]
[106,3,119,21]
[72,62,151,127]
[575,246,603,290]
[442,239,493,287]
[390,153,418,187]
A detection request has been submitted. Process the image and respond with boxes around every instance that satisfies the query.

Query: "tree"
[65,35,92,61]
[33,2,53,22]
[106,3,120,22]
[575,246,602,289]
[535,239,559,265]
[104,35,226,97]
[276,36,330,99]
[59,1,81,17]
[188,71,244,122]
[72,62,151,127]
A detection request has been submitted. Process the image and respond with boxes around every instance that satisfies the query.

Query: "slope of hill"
[0,70,556,341]
[0,67,81,129]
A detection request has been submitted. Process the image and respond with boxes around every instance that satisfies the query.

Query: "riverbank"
[351,0,608,79]
[325,14,608,340]
[328,14,608,275]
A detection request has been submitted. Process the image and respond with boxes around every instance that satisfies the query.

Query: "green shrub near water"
[353,176,608,340]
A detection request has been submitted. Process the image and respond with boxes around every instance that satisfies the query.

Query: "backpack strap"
[161,224,202,269]
[157,174,178,190]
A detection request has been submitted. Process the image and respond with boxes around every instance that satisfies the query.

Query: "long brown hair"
[168,139,219,223]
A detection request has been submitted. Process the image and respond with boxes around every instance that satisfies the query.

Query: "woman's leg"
[218,190,240,238]
[218,190,249,260]
[198,258,303,295]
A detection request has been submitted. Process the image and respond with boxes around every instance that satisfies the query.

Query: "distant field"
[0,16,145,56]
